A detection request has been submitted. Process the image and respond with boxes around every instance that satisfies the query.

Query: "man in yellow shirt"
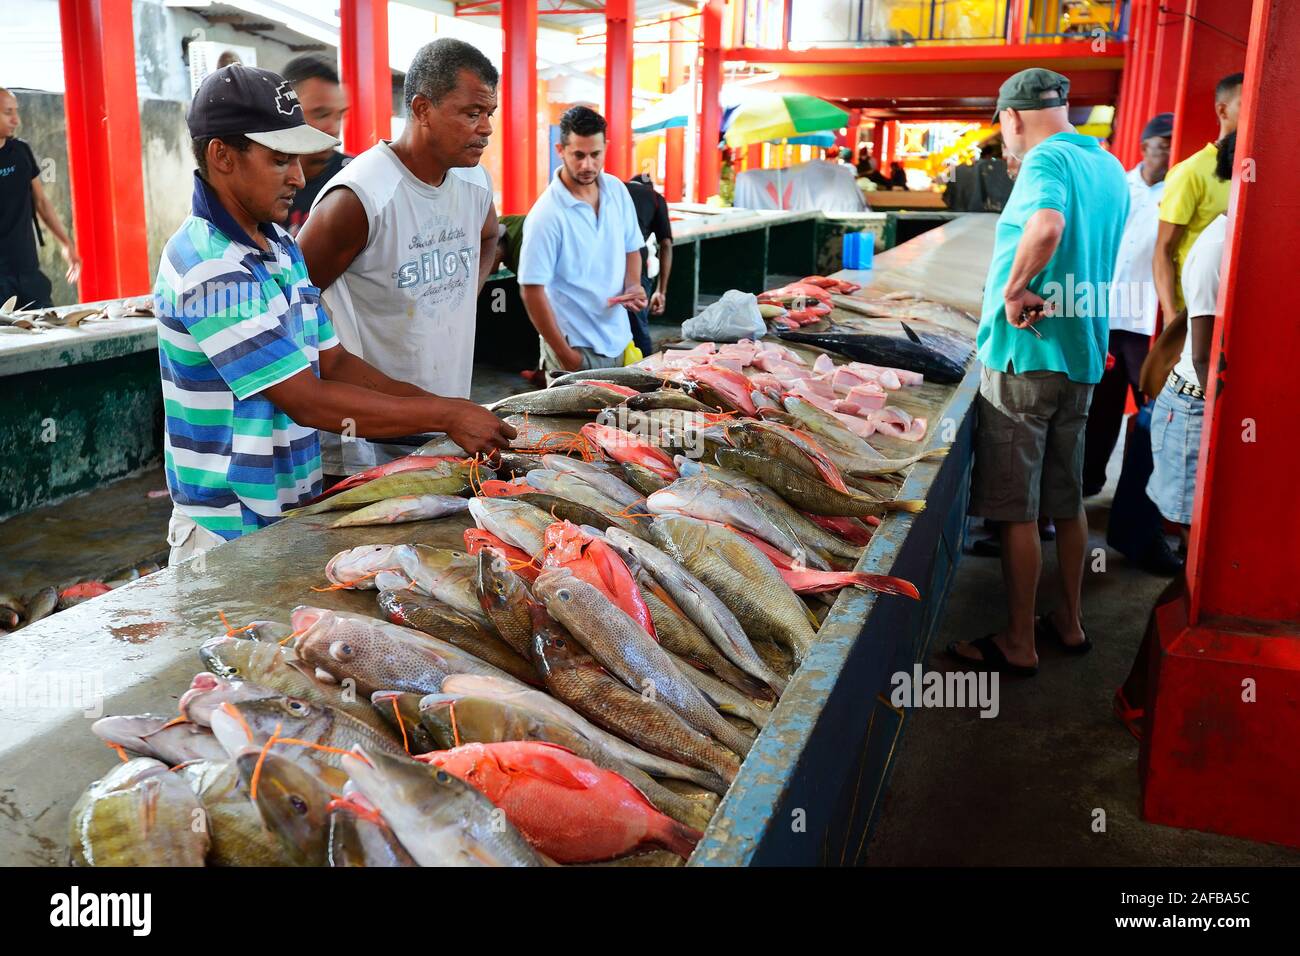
[1146,72,1241,392]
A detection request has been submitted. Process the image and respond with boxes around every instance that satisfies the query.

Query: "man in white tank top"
[299,38,504,477]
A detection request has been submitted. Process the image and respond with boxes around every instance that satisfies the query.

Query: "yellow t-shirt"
[1159,142,1231,309]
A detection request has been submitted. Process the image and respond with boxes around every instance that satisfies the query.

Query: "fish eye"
[289,794,308,815]
[331,641,354,660]
[555,637,565,648]
[556,589,571,601]
[435,770,451,784]
[286,699,307,714]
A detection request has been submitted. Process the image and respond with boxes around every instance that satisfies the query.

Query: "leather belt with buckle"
[1168,370,1206,400]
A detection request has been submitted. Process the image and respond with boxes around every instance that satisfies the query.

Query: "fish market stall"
[0,298,161,520]
[0,215,994,867]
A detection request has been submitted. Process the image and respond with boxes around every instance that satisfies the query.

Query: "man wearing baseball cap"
[154,65,513,564]
[949,68,1128,675]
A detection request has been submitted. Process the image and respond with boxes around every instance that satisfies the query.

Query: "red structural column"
[883,120,898,168]
[1110,0,1148,165]
[1118,0,1160,165]
[695,0,724,203]
[1169,0,1250,163]
[604,0,634,181]
[1142,0,1300,850]
[663,15,687,202]
[1145,5,1184,130]
[1007,0,1025,43]
[58,0,150,301]
[868,121,884,168]
[501,0,538,214]
[339,0,391,156]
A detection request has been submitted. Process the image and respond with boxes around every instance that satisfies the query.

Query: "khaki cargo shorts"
[969,366,1095,522]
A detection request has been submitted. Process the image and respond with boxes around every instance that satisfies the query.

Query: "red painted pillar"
[339,0,391,156]
[868,121,884,167]
[839,107,861,152]
[1111,0,1146,165]
[501,0,538,214]
[1145,5,1185,128]
[1007,0,1025,43]
[883,121,899,168]
[1142,0,1300,850]
[663,16,686,202]
[58,0,149,301]
[604,0,634,181]
[1119,0,1160,165]
[1169,0,1251,164]
[696,0,724,203]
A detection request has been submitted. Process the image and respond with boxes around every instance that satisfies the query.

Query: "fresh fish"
[624,389,715,413]
[390,545,490,624]
[412,435,467,458]
[526,469,628,514]
[68,758,208,867]
[649,515,818,664]
[647,476,829,570]
[416,693,717,831]
[327,792,417,867]
[781,396,944,477]
[178,672,277,726]
[176,759,293,866]
[535,569,753,757]
[665,651,771,729]
[580,422,679,481]
[620,461,670,497]
[92,714,229,765]
[370,690,441,756]
[549,366,667,391]
[467,496,554,556]
[233,747,333,865]
[325,544,401,589]
[376,588,537,685]
[490,383,630,418]
[314,455,465,501]
[199,636,397,739]
[342,747,542,866]
[423,741,702,863]
[292,606,521,699]
[24,586,58,625]
[284,462,479,517]
[602,528,787,694]
[329,494,469,528]
[475,548,541,658]
[774,322,973,384]
[541,454,644,507]
[528,618,740,785]
[716,447,925,516]
[539,521,657,640]
[515,491,643,537]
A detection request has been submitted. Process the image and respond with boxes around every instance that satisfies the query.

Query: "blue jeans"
[1146,384,1205,526]
[629,272,656,355]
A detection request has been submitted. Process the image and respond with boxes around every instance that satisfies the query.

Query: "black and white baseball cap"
[187,64,340,154]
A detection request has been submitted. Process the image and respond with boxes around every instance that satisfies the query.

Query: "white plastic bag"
[681,290,766,343]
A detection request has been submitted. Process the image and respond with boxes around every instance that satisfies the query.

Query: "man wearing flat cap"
[154,65,512,564]
[950,68,1128,676]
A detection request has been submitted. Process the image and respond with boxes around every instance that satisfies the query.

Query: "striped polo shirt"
[154,173,339,540]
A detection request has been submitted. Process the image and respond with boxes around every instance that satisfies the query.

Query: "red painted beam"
[751,68,1121,108]
[58,0,149,301]
[662,14,686,202]
[1142,0,1300,850]
[695,0,723,203]
[1117,0,1161,165]
[1169,0,1250,164]
[1110,0,1146,163]
[604,0,634,180]
[724,40,1128,64]
[1145,2,1184,123]
[501,0,538,214]
[339,0,391,156]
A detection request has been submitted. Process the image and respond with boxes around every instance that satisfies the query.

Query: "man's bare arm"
[317,344,425,397]
[520,284,582,372]
[652,239,673,314]
[1190,314,1215,391]
[298,187,369,292]
[1003,208,1065,328]
[478,203,499,293]
[30,176,79,282]
[1152,220,1187,327]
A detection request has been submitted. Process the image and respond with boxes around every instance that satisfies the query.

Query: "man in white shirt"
[299,38,511,478]
[517,106,647,378]
[1082,113,1172,495]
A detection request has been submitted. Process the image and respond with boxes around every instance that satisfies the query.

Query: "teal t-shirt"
[977,132,1129,384]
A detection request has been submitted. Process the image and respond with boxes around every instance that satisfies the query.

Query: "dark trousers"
[1106,398,1164,560]
[1082,329,1149,493]
[0,269,54,310]
[629,272,656,356]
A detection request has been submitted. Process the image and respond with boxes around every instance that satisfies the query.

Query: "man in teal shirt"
[948,69,1128,676]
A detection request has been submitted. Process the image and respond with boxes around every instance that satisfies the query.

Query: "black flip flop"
[945,634,1038,677]
[1035,615,1092,655]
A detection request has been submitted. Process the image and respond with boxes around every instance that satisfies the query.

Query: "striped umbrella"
[723,92,849,148]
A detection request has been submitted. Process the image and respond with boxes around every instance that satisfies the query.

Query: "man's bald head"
[0,88,19,141]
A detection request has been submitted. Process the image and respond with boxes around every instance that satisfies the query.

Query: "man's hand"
[650,290,666,315]
[556,343,586,372]
[1005,286,1050,329]
[615,284,648,314]
[441,399,517,456]
[61,243,82,284]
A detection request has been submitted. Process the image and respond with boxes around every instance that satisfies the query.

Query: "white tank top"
[313,141,493,474]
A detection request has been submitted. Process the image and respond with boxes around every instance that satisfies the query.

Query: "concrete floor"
[865,438,1300,866]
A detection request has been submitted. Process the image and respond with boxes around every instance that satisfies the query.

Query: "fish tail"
[653,816,704,859]
[888,499,927,514]
[849,573,921,600]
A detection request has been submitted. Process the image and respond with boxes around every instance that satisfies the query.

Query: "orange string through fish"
[218,610,259,638]
[388,696,411,756]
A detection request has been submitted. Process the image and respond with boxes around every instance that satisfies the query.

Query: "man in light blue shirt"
[948,68,1128,677]
[517,106,647,377]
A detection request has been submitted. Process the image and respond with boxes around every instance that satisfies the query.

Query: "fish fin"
[900,322,922,345]
[513,745,590,790]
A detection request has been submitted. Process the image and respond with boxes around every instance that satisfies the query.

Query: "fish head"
[200,635,290,683]
[325,544,399,588]
[227,695,331,747]
[476,548,529,619]
[418,695,507,750]
[293,607,384,686]
[235,747,332,864]
[540,520,589,567]
[527,604,585,679]
[531,567,579,610]
[370,690,436,753]
[178,671,275,726]
[342,747,468,818]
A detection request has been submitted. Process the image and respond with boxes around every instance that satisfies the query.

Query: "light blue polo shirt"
[517,169,643,357]
[977,131,1129,384]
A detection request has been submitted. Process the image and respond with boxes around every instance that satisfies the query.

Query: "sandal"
[1113,687,1144,740]
[1036,614,1092,655]
[945,634,1038,677]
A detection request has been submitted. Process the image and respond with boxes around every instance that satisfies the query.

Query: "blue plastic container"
[842,231,874,270]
